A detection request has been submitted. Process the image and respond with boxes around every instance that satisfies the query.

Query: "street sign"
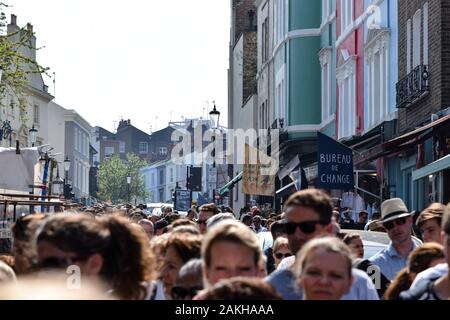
[174,190,192,212]
[317,132,354,190]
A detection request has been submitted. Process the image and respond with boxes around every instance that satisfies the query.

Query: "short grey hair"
[178,258,203,280]
[206,213,236,230]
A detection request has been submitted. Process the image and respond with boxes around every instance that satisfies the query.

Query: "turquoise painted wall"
[289,0,321,30]
[288,37,321,126]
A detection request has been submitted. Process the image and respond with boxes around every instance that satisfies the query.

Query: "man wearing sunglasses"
[266,189,379,300]
[197,204,219,234]
[369,198,422,281]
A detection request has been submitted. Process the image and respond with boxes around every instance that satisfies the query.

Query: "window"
[119,142,125,153]
[150,173,154,187]
[170,168,174,183]
[412,10,421,69]
[274,0,286,46]
[406,19,411,73]
[33,105,40,124]
[105,147,114,157]
[275,66,286,125]
[262,17,269,63]
[322,0,330,24]
[159,170,164,185]
[337,56,357,139]
[423,3,429,65]
[366,30,389,129]
[341,0,353,33]
[139,142,148,154]
[319,48,333,122]
[159,147,167,155]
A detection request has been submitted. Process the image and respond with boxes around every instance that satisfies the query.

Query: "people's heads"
[343,233,364,259]
[137,219,154,240]
[150,233,171,273]
[160,233,202,299]
[35,213,156,300]
[154,219,169,236]
[198,204,219,234]
[294,237,353,300]
[241,213,253,227]
[282,189,333,254]
[358,211,368,224]
[206,213,236,231]
[202,220,263,287]
[441,203,450,265]
[0,260,16,284]
[272,237,292,268]
[11,213,47,275]
[379,198,414,245]
[186,209,197,221]
[196,277,282,300]
[269,221,286,241]
[416,203,445,244]
[407,242,445,281]
[172,259,203,300]
[332,210,340,223]
[252,215,262,229]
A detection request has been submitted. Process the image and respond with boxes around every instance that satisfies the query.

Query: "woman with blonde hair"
[294,237,354,300]
[272,237,292,269]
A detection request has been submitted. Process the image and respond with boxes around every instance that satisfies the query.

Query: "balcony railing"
[396,64,430,108]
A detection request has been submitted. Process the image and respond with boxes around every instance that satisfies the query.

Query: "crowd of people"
[0,189,449,300]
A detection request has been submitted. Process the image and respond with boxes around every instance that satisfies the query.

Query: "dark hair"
[283,189,333,224]
[36,213,156,300]
[199,203,219,215]
[384,242,445,300]
[269,221,284,239]
[199,277,282,300]
[343,233,362,245]
[163,233,202,264]
[441,203,450,235]
[11,214,47,275]
[155,219,169,230]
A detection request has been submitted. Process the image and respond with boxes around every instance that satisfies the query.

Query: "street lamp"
[52,164,65,196]
[209,103,220,204]
[64,156,71,198]
[29,125,38,147]
[127,175,131,203]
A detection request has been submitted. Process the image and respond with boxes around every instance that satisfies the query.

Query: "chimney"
[26,23,33,33]
[10,14,17,25]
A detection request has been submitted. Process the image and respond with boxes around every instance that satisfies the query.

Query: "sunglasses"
[274,252,292,260]
[36,256,84,270]
[283,221,325,235]
[196,219,208,226]
[171,286,203,300]
[382,217,407,230]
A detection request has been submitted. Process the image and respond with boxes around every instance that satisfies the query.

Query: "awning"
[275,181,297,199]
[385,114,450,149]
[218,172,243,196]
[412,154,450,181]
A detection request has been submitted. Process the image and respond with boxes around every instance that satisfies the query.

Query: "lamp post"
[64,156,71,198]
[29,125,38,147]
[127,175,131,203]
[209,103,220,204]
[52,164,65,196]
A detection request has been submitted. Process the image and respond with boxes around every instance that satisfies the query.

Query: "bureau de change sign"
[317,132,354,190]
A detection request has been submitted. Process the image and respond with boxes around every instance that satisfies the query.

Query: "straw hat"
[379,198,414,223]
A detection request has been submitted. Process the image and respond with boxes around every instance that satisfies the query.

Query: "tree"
[0,3,49,122]
[97,154,147,204]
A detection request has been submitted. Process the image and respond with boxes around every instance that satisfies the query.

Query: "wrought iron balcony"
[396,64,430,108]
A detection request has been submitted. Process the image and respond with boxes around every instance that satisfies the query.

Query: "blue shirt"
[369,238,422,281]
[265,263,379,300]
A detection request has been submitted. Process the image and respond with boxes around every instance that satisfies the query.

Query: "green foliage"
[0,3,50,123]
[97,154,147,204]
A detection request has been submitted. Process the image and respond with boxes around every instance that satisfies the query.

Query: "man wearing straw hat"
[369,198,422,280]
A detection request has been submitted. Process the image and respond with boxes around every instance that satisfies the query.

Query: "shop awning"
[218,172,243,196]
[385,114,450,149]
[412,154,450,181]
[275,181,297,199]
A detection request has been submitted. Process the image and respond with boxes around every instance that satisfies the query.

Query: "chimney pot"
[11,14,17,25]
[26,23,33,33]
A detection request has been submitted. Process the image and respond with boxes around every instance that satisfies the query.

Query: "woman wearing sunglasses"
[35,213,156,300]
[272,237,292,270]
